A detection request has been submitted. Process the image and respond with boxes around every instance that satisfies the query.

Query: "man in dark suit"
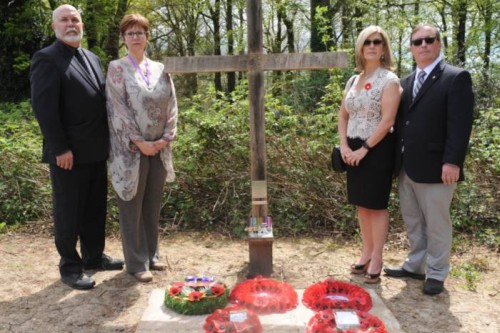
[384,24,474,295]
[30,4,123,290]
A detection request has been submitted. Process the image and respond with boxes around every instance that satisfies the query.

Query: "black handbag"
[331,146,346,172]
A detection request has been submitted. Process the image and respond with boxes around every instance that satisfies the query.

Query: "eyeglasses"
[363,39,383,46]
[411,36,437,46]
[124,31,146,38]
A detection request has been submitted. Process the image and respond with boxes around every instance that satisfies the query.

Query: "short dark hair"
[411,24,441,44]
[119,14,149,36]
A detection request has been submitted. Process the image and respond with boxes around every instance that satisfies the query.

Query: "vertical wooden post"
[162,1,346,279]
[247,0,272,277]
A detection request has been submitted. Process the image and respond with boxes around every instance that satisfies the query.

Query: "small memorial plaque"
[334,310,360,330]
[229,310,248,323]
[247,216,273,238]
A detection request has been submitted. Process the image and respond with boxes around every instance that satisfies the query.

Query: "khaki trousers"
[398,170,456,281]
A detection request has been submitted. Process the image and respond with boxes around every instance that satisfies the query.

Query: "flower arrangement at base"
[164,276,229,315]
[203,305,263,333]
[306,310,387,333]
[302,279,372,312]
[229,275,298,314]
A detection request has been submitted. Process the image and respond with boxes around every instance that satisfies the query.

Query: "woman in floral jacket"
[106,13,177,282]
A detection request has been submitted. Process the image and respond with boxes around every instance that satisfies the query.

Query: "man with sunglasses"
[385,24,474,295]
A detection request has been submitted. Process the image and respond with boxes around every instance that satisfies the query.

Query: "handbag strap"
[346,75,357,90]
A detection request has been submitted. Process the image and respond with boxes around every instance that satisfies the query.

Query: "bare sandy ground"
[0,232,498,333]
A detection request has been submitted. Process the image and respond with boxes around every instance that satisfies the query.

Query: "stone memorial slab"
[136,288,404,332]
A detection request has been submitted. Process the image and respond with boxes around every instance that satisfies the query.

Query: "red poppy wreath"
[203,305,263,333]
[302,278,372,312]
[306,309,387,333]
[229,276,298,314]
[164,276,229,315]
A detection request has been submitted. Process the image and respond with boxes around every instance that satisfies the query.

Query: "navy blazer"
[395,60,474,183]
[30,40,109,164]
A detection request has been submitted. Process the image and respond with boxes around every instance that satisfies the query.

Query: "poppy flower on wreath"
[203,306,263,333]
[364,83,372,90]
[306,309,387,333]
[188,291,204,301]
[211,285,226,296]
[164,277,230,315]
[302,278,372,312]
[169,286,182,296]
[229,275,298,314]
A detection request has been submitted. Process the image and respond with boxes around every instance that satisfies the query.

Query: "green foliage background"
[0,0,498,247]
[1,73,498,247]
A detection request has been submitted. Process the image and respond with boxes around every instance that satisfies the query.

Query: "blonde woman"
[106,14,178,282]
[337,25,401,283]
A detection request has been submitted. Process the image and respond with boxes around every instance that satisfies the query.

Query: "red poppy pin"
[364,83,372,90]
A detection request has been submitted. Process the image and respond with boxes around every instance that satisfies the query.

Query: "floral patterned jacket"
[106,57,177,200]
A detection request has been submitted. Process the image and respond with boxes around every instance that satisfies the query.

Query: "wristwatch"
[362,141,371,150]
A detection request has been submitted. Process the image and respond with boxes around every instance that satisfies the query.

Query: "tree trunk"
[479,0,492,73]
[340,0,350,48]
[453,0,467,66]
[353,4,363,36]
[274,5,283,53]
[209,0,223,93]
[412,3,420,70]
[310,0,331,52]
[437,2,449,51]
[84,1,101,51]
[279,4,295,53]
[106,0,128,64]
[238,6,245,82]
[226,0,236,94]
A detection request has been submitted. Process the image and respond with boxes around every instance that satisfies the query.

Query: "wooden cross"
[164,0,347,277]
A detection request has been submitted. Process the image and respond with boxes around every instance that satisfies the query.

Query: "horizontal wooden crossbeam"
[163,52,347,74]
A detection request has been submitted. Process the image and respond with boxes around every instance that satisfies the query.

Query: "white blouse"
[344,67,399,140]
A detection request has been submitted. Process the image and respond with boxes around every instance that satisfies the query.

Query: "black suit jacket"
[395,60,474,183]
[30,40,109,164]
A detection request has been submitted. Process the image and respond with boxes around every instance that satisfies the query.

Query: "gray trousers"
[399,170,457,281]
[117,155,166,274]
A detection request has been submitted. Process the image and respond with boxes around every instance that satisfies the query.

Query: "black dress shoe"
[84,254,124,271]
[383,267,426,280]
[61,273,95,290]
[423,278,444,295]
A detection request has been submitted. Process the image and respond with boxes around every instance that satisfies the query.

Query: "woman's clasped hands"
[341,145,368,167]
[134,139,170,156]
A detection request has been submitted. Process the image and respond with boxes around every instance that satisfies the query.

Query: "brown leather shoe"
[134,271,153,282]
[150,262,167,271]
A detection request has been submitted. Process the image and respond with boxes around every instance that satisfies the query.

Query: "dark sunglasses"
[411,36,437,46]
[363,39,383,46]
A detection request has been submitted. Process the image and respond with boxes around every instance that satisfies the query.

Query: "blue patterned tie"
[413,70,426,99]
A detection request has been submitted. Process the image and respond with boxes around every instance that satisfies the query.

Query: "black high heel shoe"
[364,263,383,284]
[350,259,371,275]
[364,271,381,284]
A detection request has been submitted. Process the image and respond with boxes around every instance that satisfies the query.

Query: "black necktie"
[75,49,98,86]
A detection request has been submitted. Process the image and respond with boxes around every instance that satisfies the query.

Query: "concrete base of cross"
[136,288,405,332]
